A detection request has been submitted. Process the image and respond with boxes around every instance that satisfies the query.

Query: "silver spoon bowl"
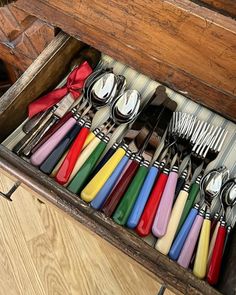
[89,72,120,108]
[111,89,141,125]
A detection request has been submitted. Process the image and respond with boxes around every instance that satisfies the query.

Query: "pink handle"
[177,214,204,268]
[152,168,178,238]
[30,117,76,166]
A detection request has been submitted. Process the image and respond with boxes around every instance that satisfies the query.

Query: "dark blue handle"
[168,207,198,261]
[40,123,82,174]
[89,144,118,179]
[174,176,186,202]
[91,155,129,209]
[126,166,159,229]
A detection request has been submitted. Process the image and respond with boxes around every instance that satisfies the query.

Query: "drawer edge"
[0,145,221,295]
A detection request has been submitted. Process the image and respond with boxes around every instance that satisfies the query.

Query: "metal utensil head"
[169,112,196,140]
[221,178,236,208]
[89,72,120,108]
[200,166,230,208]
[111,89,141,125]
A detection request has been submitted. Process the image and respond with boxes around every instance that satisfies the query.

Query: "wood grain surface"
[0,145,221,295]
[0,172,176,295]
[0,3,54,71]
[14,0,236,121]
[0,33,84,141]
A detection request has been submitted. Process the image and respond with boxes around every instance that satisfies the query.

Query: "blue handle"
[90,155,129,210]
[126,166,159,229]
[168,207,198,261]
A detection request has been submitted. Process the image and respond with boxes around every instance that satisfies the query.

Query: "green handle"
[67,140,107,194]
[113,165,149,225]
[176,181,200,234]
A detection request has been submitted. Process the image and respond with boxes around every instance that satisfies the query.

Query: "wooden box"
[0,0,236,294]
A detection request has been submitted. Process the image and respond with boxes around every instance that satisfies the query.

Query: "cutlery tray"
[0,31,235,295]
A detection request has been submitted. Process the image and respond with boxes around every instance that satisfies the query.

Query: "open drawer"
[0,32,235,295]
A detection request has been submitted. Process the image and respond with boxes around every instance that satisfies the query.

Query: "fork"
[151,112,196,238]
[176,122,228,232]
[169,125,228,262]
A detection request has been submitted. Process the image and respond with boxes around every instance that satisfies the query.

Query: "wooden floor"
[0,172,176,295]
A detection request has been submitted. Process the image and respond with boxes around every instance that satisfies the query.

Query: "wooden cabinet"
[0,3,54,72]
[0,1,235,294]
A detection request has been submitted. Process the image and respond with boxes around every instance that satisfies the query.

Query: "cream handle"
[50,131,95,178]
[207,221,220,268]
[65,135,101,185]
[155,189,188,255]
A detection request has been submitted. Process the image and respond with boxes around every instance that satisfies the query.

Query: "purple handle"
[30,117,76,166]
[177,214,204,268]
[152,168,178,238]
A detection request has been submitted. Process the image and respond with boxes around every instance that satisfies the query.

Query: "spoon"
[69,89,141,197]
[207,178,236,285]
[193,166,229,279]
[52,72,125,182]
[174,167,225,269]
[30,71,121,171]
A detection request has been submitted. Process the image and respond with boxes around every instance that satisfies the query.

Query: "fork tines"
[170,112,196,140]
[191,121,227,158]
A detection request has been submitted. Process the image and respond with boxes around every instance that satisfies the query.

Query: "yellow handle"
[50,131,95,178]
[193,218,211,279]
[81,147,126,202]
[207,221,220,267]
[83,131,95,148]
[155,190,188,255]
[65,135,101,186]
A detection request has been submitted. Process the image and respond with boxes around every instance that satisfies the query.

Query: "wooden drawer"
[0,31,235,295]
[12,0,236,122]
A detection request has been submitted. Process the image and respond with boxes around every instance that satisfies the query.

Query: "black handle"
[40,123,82,175]
[89,144,118,179]
[13,110,53,155]
[0,181,21,201]
[157,285,166,295]
[174,175,186,202]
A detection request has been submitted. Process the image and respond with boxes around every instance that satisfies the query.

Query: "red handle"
[207,225,227,285]
[31,111,73,153]
[55,125,90,185]
[101,160,140,217]
[136,171,168,237]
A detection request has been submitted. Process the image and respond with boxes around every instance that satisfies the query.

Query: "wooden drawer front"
[2,31,235,295]
[13,0,236,122]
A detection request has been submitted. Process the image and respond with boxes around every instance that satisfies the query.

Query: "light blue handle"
[168,207,198,261]
[90,155,129,210]
[126,166,159,229]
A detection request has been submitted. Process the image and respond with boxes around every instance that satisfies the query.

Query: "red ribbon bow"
[28,61,93,118]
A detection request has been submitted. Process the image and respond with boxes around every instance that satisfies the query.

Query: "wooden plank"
[0,172,173,295]
[15,0,236,121]
[0,145,222,295]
